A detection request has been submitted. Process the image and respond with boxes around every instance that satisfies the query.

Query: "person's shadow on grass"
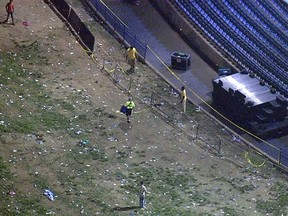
[118,121,132,132]
[0,21,13,25]
[113,205,140,211]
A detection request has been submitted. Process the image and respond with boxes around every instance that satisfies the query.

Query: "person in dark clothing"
[139,181,148,208]
[3,0,15,25]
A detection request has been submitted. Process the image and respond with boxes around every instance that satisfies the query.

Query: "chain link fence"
[54,0,287,172]
[87,6,287,173]
[99,62,282,173]
[150,91,222,155]
[86,0,148,59]
[49,0,95,52]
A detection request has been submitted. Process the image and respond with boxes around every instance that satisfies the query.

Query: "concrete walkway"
[100,0,288,168]
[103,0,217,106]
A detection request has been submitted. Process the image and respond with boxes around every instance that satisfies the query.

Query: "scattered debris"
[195,106,201,112]
[79,140,90,146]
[43,189,55,201]
[75,130,83,135]
[7,191,16,196]
[22,21,30,27]
[231,134,241,142]
[108,136,118,142]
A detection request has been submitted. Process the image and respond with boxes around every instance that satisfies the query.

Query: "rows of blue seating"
[240,0,288,50]
[175,0,281,83]
[194,0,287,81]
[208,0,288,81]
[252,0,288,32]
[193,0,288,94]
[224,0,287,60]
[271,0,288,19]
[171,0,288,97]
[238,2,288,53]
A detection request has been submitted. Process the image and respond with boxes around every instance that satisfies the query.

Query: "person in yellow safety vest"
[180,86,187,113]
[124,97,135,123]
[126,46,137,72]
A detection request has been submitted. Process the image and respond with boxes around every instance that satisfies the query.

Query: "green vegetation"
[0,157,49,215]
[18,41,49,66]
[0,48,67,134]
[0,157,10,179]
[256,182,288,215]
[217,206,239,216]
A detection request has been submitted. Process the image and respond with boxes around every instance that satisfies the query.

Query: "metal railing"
[50,0,95,52]
[86,0,148,59]
[82,0,288,172]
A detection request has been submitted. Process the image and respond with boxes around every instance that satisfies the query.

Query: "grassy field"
[0,0,288,215]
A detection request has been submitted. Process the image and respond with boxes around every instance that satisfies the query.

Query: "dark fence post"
[123,26,126,43]
[150,92,155,106]
[128,78,133,94]
[279,149,282,166]
[143,44,147,60]
[218,137,222,156]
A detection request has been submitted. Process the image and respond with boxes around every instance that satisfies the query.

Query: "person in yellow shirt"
[126,46,137,72]
[180,86,187,113]
[124,97,135,123]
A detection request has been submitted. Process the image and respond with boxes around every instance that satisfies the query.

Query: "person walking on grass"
[180,86,187,113]
[4,0,15,25]
[124,97,135,123]
[126,46,137,72]
[139,181,148,208]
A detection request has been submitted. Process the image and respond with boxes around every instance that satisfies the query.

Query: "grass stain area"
[0,157,49,215]
[18,41,49,66]
[0,49,70,134]
[0,45,106,215]
[256,181,288,215]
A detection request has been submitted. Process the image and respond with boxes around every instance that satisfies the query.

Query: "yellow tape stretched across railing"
[76,0,283,167]
[147,45,281,154]
[77,32,127,75]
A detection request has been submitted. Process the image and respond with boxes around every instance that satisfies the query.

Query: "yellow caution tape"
[244,152,265,167]
[74,8,279,155]
[147,46,279,151]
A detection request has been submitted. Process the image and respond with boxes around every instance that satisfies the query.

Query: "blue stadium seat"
[171,0,288,96]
